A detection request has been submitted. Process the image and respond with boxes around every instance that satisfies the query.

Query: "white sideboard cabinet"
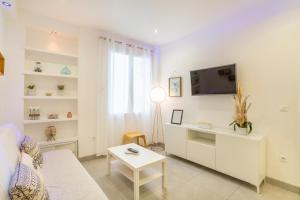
[165,123,266,193]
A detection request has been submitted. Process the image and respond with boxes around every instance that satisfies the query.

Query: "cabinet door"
[216,135,263,185]
[165,125,187,158]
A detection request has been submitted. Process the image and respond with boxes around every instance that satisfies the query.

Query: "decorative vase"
[57,90,64,96]
[45,126,56,141]
[27,89,36,96]
[57,85,65,96]
[28,106,40,120]
[67,112,72,118]
[60,66,71,75]
[236,127,248,135]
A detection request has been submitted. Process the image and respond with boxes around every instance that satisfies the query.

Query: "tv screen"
[190,64,236,95]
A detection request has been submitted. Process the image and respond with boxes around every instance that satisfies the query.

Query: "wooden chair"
[122,131,147,147]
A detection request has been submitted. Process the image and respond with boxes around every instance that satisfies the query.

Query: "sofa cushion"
[42,150,108,200]
[21,152,44,183]
[21,136,43,169]
[9,163,49,200]
[0,124,22,200]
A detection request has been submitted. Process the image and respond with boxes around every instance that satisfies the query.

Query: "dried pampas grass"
[230,83,253,134]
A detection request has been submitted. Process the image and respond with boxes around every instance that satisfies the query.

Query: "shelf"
[111,160,163,186]
[38,137,78,147]
[23,71,78,79]
[25,47,78,59]
[24,96,77,100]
[166,123,266,141]
[24,117,78,124]
[188,137,215,146]
[24,30,79,156]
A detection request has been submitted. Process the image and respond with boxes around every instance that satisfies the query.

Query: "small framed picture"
[171,109,184,125]
[169,77,182,97]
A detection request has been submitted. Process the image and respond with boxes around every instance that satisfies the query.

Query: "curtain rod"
[99,36,154,52]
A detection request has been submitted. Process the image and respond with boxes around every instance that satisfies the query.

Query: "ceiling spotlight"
[154,29,158,34]
[1,1,12,7]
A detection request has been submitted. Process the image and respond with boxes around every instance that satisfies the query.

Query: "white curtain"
[96,38,153,156]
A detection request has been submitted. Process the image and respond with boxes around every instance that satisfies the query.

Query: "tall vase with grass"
[229,84,253,135]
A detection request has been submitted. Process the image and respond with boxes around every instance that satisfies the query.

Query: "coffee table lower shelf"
[111,160,163,186]
[107,144,166,200]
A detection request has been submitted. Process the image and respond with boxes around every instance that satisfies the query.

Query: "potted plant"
[229,84,252,135]
[57,85,65,96]
[26,84,36,96]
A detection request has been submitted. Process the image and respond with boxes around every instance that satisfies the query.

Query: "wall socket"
[280,105,289,112]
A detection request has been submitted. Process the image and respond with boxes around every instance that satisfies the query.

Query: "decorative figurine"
[48,113,58,119]
[45,126,56,141]
[67,112,72,118]
[34,62,43,72]
[45,92,52,96]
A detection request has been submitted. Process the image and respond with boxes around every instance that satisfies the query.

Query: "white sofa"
[0,124,108,200]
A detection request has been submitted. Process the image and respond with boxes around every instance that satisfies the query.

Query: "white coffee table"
[107,143,167,200]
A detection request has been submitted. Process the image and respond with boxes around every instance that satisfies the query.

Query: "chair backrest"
[0,124,24,200]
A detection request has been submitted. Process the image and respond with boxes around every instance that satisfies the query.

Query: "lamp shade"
[150,87,166,103]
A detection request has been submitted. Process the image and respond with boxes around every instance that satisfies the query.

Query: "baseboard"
[78,154,299,194]
[266,177,300,194]
[78,154,105,162]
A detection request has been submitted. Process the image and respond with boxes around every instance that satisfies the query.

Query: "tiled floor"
[81,155,300,200]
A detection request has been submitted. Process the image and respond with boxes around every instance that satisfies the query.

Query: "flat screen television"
[190,64,236,95]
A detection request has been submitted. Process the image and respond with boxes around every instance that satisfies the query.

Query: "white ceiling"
[17,0,295,45]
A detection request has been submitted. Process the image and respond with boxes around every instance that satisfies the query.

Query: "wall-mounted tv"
[190,64,236,95]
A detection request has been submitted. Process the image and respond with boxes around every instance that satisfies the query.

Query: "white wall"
[77,28,100,157]
[159,5,300,186]
[0,7,24,130]
[0,9,3,50]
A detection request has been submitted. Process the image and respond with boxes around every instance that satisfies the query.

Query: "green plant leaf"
[248,122,252,134]
[229,121,236,126]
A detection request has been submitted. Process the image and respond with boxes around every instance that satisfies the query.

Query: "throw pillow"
[9,163,49,200]
[20,151,44,183]
[20,136,43,169]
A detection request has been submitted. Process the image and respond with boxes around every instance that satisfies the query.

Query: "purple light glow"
[170,1,299,46]
[1,1,11,7]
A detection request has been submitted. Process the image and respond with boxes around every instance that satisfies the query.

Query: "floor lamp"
[149,87,166,151]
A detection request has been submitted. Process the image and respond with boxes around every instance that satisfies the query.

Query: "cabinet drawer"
[187,140,216,169]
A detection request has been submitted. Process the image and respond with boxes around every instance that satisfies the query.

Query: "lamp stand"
[149,103,165,152]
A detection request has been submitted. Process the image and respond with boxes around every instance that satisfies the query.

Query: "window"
[109,51,151,115]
